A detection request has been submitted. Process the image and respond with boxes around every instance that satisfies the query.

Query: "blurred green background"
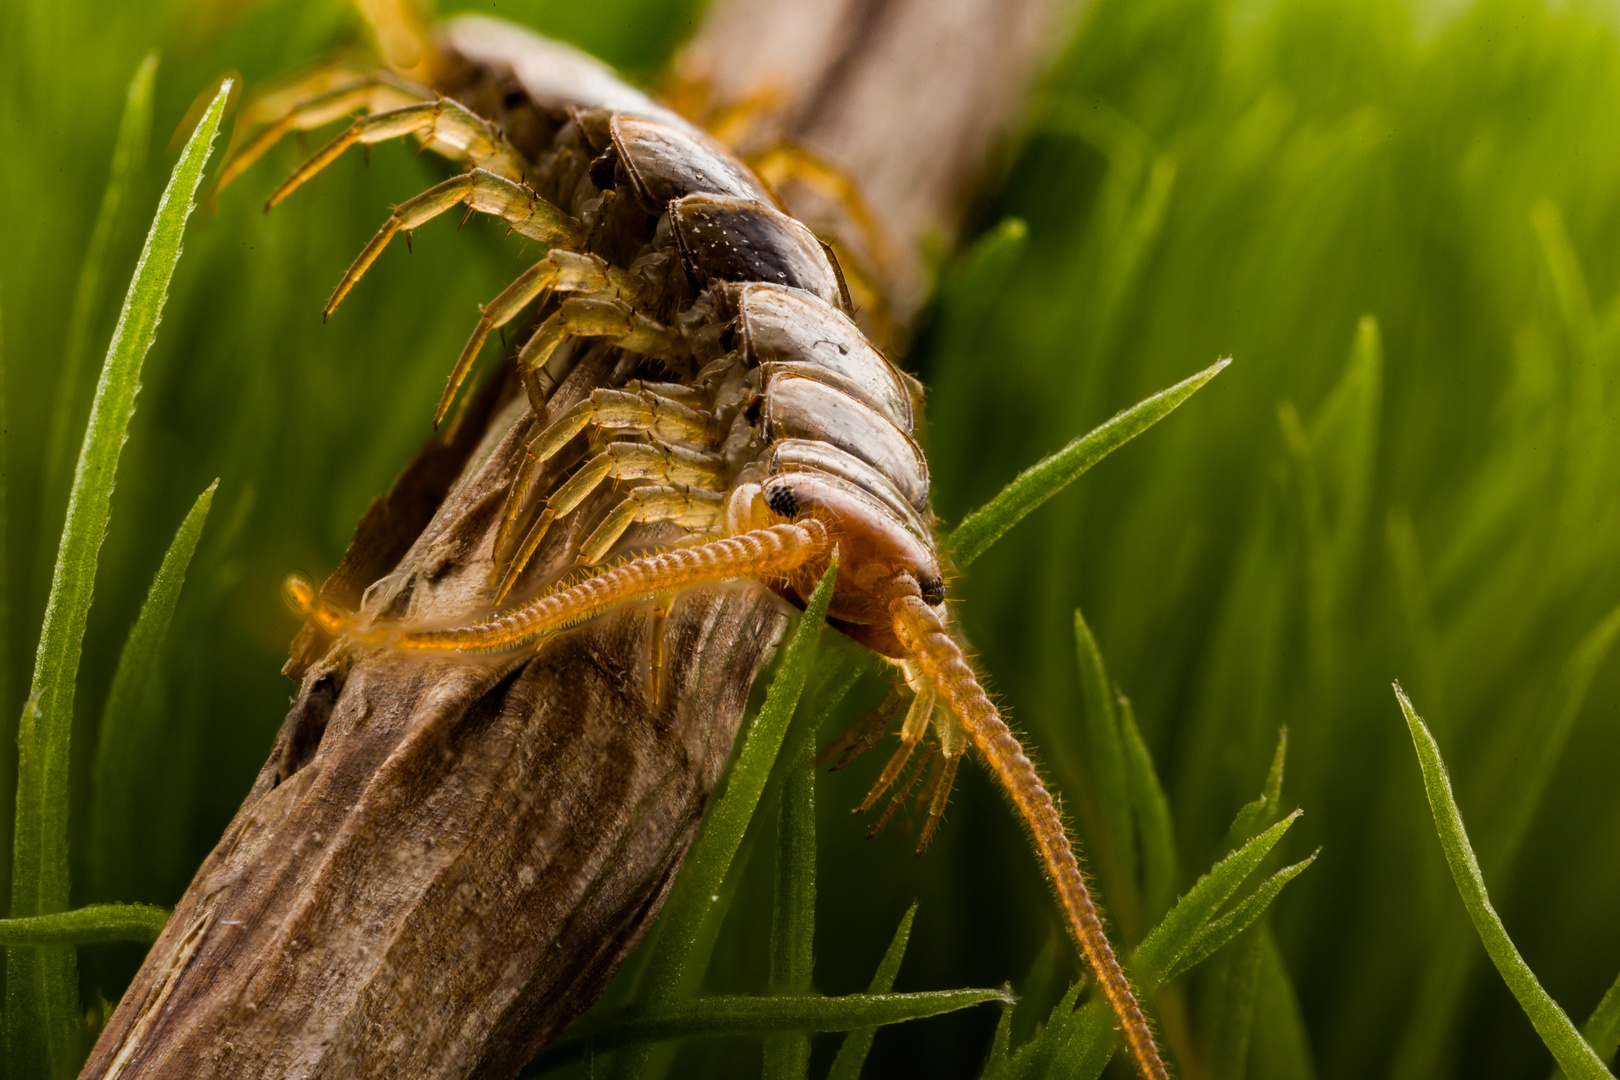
[3,0,1620,1076]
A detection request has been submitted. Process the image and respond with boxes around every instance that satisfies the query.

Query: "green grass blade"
[0,904,168,947]
[999,980,1084,1080]
[1159,852,1318,986]
[1072,609,1135,925]
[1251,926,1320,1080]
[947,357,1230,568]
[1117,692,1178,924]
[539,989,1014,1067]
[1045,821,1312,1080]
[1554,972,1620,1080]
[6,78,229,1078]
[1137,809,1302,982]
[0,301,9,748]
[41,53,158,538]
[90,480,216,899]
[607,558,837,1080]
[1583,974,1620,1064]
[1222,727,1288,851]
[827,903,919,1080]
[763,746,818,1079]
[1210,931,1265,1080]
[1394,601,1620,1079]
[1396,684,1614,1080]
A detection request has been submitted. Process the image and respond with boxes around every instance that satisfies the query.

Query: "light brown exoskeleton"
[220,12,1170,1079]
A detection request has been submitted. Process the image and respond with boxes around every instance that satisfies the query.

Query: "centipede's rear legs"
[217,69,429,194]
[492,386,725,599]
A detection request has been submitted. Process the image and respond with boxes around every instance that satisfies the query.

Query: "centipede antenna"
[387,521,832,654]
[888,576,1170,1080]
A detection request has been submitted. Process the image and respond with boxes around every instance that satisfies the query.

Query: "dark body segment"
[672,194,850,311]
[609,113,772,208]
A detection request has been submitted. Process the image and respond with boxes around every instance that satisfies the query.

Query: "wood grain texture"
[675,0,1077,325]
[82,1,1074,1075]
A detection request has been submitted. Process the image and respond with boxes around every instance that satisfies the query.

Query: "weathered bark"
[82,1,1073,1077]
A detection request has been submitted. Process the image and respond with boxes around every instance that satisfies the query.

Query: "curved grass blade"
[539,989,1013,1068]
[41,53,159,535]
[1553,972,1620,1080]
[606,559,837,1078]
[1158,852,1317,986]
[1137,809,1301,982]
[1044,820,1310,1080]
[1117,694,1178,924]
[1396,684,1614,1080]
[763,740,818,1080]
[5,78,230,1078]
[90,480,217,898]
[0,904,168,947]
[1072,610,1134,925]
[827,902,919,1080]
[947,357,1229,569]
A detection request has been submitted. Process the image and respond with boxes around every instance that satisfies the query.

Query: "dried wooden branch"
[82,1,1074,1076]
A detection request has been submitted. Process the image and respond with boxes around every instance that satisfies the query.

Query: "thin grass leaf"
[984,1004,1015,1075]
[1252,927,1320,1080]
[991,980,1084,1080]
[1583,974,1620,1064]
[41,53,159,534]
[1138,809,1303,983]
[1159,852,1318,986]
[6,78,229,1078]
[90,480,216,899]
[1073,609,1135,922]
[0,904,167,947]
[1222,727,1288,852]
[1396,684,1614,1080]
[937,217,1030,333]
[539,989,1014,1066]
[1117,692,1177,923]
[1210,930,1265,1080]
[0,301,9,736]
[947,357,1230,568]
[1553,973,1620,1080]
[605,560,837,1079]
[763,746,817,1080]
[828,902,919,1080]
[1046,825,1313,1080]
[1395,601,1620,1080]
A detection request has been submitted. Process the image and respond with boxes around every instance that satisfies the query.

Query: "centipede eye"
[283,572,318,616]
[589,144,620,190]
[766,483,800,519]
[919,575,946,606]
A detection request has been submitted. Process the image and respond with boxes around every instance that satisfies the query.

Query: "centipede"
[217,11,1170,1080]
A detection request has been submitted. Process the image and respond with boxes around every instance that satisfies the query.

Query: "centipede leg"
[915,751,961,855]
[868,743,935,839]
[819,686,906,770]
[647,597,671,706]
[515,297,686,410]
[322,170,583,316]
[268,97,530,210]
[438,250,633,425]
[217,72,428,194]
[496,446,725,599]
[491,391,719,591]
